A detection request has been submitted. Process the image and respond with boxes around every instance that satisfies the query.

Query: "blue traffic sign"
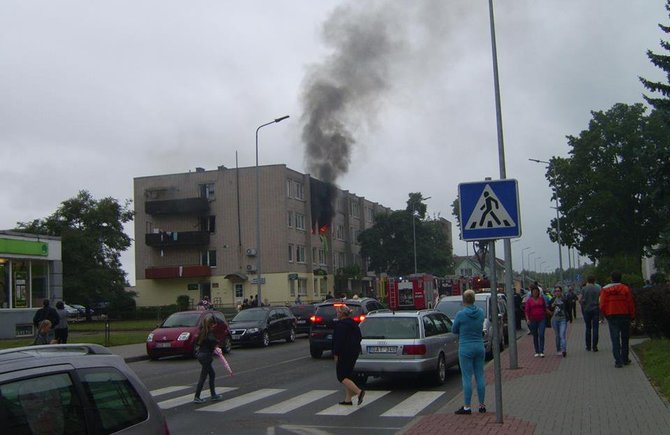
[459,179,521,241]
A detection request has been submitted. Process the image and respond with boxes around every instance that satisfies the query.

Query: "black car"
[289,304,317,335]
[309,298,385,358]
[228,306,296,347]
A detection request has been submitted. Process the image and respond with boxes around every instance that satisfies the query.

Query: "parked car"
[228,306,296,347]
[353,309,460,386]
[70,303,94,317]
[436,293,506,360]
[289,304,317,335]
[309,298,385,359]
[146,310,232,360]
[62,303,80,318]
[0,344,169,434]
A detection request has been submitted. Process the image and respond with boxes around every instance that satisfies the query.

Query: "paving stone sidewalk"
[399,316,670,435]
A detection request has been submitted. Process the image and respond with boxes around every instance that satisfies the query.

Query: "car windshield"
[232,309,267,322]
[161,313,201,328]
[360,317,420,339]
[438,300,488,318]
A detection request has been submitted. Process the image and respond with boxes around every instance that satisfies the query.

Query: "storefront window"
[12,261,29,308]
[0,261,8,308]
[31,262,48,308]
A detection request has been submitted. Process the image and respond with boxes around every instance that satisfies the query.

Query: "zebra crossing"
[150,385,446,418]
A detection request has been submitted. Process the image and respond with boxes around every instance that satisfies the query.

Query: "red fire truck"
[387,273,438,310]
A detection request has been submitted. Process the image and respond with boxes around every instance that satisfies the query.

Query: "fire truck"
[387,273,438,310]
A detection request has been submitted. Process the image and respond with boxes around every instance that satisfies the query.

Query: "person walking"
[549,286,572,357]
[33,320,56,345]
[193,314,224,403]
[332,305,364,406]
[54,301,69,344]
[452,290,486,415]
[525,285,548,357]
[32,300,60,344]
[600,271,636,368]
[566,286,578,321]
[581,276,601,352]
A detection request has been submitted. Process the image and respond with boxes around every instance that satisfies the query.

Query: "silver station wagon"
[353,309,459,386]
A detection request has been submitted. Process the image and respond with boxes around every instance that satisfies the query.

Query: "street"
[129,336,462,434]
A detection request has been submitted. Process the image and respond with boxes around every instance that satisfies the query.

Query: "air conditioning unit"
[246,264,257,272]
[246,248,257,256]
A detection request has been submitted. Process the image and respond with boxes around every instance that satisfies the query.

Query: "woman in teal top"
[452,290,486,415]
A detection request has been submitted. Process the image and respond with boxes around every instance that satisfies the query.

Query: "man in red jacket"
[600,271,636,368]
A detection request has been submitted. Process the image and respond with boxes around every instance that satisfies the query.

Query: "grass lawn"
[0,319,154,350]
[634,338,670,402]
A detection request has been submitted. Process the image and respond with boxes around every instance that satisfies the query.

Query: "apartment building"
[133,164,390,307]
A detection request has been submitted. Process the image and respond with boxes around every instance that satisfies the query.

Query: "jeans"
[195,352,216,398]
[551,318,567,352]
[583,309,600,350]
[528,318,546,353]
[607,315,631,365]
[459,342,486,407]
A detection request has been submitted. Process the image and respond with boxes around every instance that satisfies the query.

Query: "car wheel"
[261,331,270,347]
[286,328,296,343]
[353,372,368,386]
[221,336,232,354]
[310,347,323,359]
[432,354,447,386]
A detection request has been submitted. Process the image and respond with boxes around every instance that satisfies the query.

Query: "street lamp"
[412,196,431,274]
[529,158,564,284]
[521,247,532,290]
[256,115,289,307]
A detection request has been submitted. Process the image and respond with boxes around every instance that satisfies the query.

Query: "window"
[350,200,360,217]
[30,262,48,309]
[296,245,306,263]
[0,372,87,434]
[288,244,294,263]
[423,316,439,337]
[287,179,304,200]
[336,225,345,240]
[201,250,217,267]
[200,215,216,233]
[295,182,304,200]
[295,213,305,230]
[318,249,326,266]
[199,183,215,199]
[234,283,244,298]
[80,367,148,433]
[297,278,307,296]
[460,268,473,277]
[338,252,346,268]
[365,206,373,223]
[12,261,28,308]
[312,247,317,265]
[287,211,294,227]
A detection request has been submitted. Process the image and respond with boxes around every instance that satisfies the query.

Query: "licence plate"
[156,343,171,348]
[297,320,306,324]
[368,346,397,353]
[232,335,241,340]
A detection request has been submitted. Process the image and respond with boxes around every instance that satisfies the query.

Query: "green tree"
[640,1,670,270]
[15,190,136,312]
[548,103,669,275]
[359,193,453,276]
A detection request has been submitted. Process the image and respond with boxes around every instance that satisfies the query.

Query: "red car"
[146,310,232,360]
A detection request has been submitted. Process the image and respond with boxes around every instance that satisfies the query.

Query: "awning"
[224,272,248,281]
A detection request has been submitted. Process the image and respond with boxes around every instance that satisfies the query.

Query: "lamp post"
[529,158,564,284]
[526,251,535,285]
[255,115,289,307]
[412,196,431,274]
[521,247,531,290]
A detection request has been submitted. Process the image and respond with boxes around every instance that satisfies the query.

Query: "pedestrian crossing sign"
[458,179,521,241]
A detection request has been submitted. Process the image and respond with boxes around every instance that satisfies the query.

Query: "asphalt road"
[129,335,463,435]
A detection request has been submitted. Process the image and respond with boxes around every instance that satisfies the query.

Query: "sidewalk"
[400,316,670,435]
[110,342,149,363]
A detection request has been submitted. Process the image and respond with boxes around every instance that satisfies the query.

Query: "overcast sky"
[1,0,666,285]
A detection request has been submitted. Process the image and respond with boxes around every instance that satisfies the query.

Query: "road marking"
[316,390,391,415]
[380,391,444,417]
[157,387,237,409]
[199,388,284,412]
[256,390,337,414]
[150,386,190,397]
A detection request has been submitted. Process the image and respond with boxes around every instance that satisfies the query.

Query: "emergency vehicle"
[387,273,438,310]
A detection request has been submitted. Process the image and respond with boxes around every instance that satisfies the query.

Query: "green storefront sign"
[0,238,48,256]
[288,273,298,280]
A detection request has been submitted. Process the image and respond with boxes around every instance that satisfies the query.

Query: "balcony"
[145,265,212,279]
[145,231,210,248]
[145,197,209,215]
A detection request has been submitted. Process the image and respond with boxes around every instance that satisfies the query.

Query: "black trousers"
[195,353,216,397]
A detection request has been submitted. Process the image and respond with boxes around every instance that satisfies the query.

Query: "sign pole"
[489,240,503,423]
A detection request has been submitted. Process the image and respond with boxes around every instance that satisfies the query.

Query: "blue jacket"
[452,305,485,346]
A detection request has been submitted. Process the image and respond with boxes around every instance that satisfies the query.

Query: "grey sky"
[1,0,665,285]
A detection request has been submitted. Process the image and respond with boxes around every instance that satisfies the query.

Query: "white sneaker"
[540,353,545,358]
[534,353,540,357]
[557,352,563,356]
